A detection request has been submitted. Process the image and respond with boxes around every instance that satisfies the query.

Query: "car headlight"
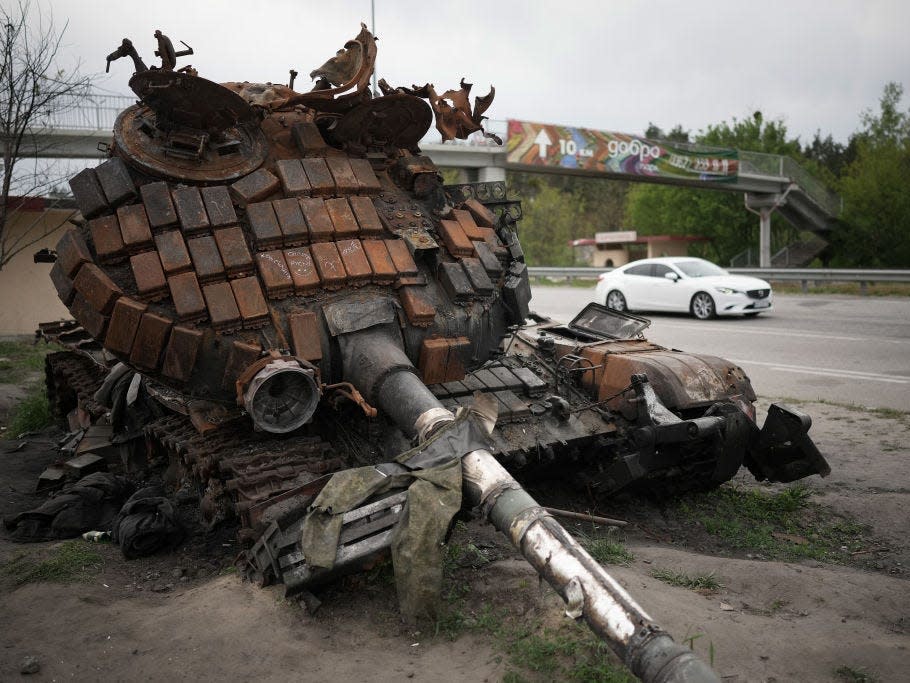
[714,287,741,295]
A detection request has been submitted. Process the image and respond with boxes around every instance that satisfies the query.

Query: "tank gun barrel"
[340,326,719,683]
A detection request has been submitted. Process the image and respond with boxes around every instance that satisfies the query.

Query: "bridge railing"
[739,151,842,217]
[36,96,842,218]
[35,93,135,131]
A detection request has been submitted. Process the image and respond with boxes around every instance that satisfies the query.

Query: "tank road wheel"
[690,292,716,320]
[606,290,628,312]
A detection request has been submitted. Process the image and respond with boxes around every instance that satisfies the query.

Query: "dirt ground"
[1,386,907,682]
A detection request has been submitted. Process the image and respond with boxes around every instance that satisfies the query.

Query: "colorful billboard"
[506,120,738,182]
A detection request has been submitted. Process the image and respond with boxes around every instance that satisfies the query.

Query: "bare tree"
[1,0,93,270]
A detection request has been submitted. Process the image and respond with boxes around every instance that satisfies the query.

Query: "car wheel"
[606,290,627,312]
[690,292,715,320]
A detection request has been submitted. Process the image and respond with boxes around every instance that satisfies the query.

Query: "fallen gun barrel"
[341,329,719,682]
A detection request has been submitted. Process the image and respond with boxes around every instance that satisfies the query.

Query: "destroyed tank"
[39,25,829,682]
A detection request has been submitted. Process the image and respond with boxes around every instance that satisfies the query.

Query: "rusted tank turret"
[41,25,830,683]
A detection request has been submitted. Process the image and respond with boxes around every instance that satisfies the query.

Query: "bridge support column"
[745,192,788,268]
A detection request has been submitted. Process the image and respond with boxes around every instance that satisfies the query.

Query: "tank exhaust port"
[236,356,321,434]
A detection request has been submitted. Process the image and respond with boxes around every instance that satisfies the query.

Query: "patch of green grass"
[579,535,634,566]
[2,541,103,585]
[0,340,54,384]
[834,664,880,682]
[437,525,635,682]
[529,276,599,289]
[4,384,52,437]
[676,484,868,562]
[651,569,721,591]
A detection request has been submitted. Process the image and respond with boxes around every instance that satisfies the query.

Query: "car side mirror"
[664,272,679,282]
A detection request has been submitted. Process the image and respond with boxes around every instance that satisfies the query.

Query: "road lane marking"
[657,322,910,345]
[729,359,910,384]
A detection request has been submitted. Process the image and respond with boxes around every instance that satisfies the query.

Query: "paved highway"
[529,287,910,411]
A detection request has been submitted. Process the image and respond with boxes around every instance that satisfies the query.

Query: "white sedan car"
[594,257,773,319]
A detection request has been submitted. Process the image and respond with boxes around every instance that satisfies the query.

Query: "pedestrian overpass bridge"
[18,94,841,268]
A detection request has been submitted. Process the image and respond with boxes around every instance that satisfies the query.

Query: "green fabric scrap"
[299,411,490,621]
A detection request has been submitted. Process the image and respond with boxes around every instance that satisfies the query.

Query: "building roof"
[571,234,709,247]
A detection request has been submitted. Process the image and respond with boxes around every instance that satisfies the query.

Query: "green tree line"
[505,82,910,268]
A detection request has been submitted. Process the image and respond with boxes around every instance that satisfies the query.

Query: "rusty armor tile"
[171,186,210,235]
[445,337,471,382]
[384,239,419,277]
[361,239,396,284]
[419,337,450,385]
[348,158,382,195]
[222,340,261,390]
[104,297,147,355]
[477,226,500,246]
[129,312,172,370]
[140,181,178,230]
[50,262,75,306]
[73,262,122,314]
[438,261,474,302]
[162,325,204,382]
[451,209,485,241]
[187,235,225,283]
[348,196,383,236]
[288,311,322,362]
[68,168,108,219]
[463,198,496,228]
[275,159,312,197]
[167,271,207,322]
[94,157,136,207]
[272,198,308,246]
[56,228,92,279]
[230,276,270,328]
[437,219,475,258]
[283,248,320,294]
[154,230,192,275]
[255,251,294,298]
[201,186,238,227]
[202,281,241,331]
[473,241,503,277]
[336,239,372,286]
[300,158,335,197]
[298,198,334,242]
[69,293,108,339]
[213,227,253,277]
[309,242,347,289]
[89,215,125,263]
[460,257,494,296]
[291,122,328,155]
[246,201,283,250]
[325,198,359,239]
[399,286,436,326]
[130,251,168,300]
[116,204,154,252]
[230,168,280,207]
[325,157,360,194]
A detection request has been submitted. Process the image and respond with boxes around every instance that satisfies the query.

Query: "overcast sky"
[44,0,910,145]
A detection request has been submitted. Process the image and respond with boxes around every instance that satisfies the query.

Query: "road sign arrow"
[534,129,552,159]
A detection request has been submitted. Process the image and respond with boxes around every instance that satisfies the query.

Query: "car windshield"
[673,260,728,278]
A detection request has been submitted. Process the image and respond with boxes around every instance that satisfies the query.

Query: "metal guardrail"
[527,266,910,284]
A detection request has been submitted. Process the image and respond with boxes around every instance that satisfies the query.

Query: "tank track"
[143,413,344,540]
[45,351,109,424]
